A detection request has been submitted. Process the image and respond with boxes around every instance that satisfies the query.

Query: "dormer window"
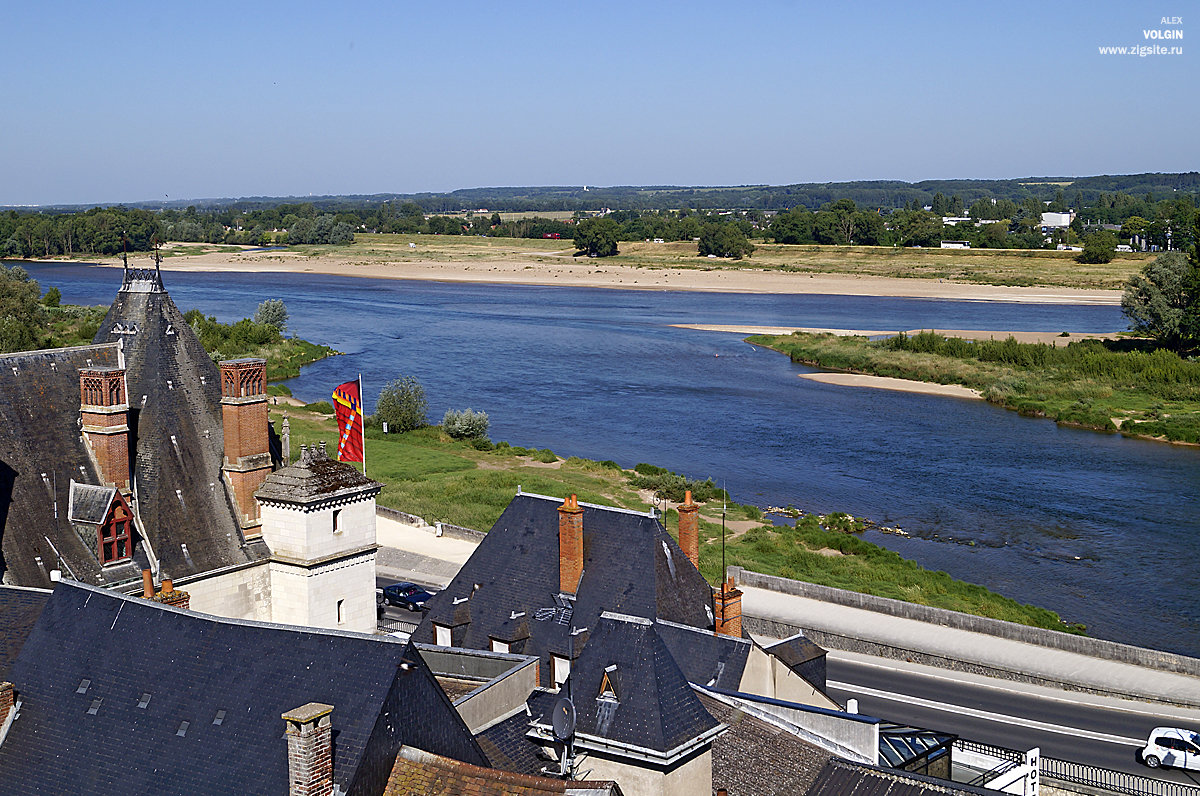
[99,498,132,565]
[434,624,451,647]
[552,655,571,687]
[490,638,510,654]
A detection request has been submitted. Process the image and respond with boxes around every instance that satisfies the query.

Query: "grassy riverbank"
[274,404,1085,634]
[752,331,1200,444]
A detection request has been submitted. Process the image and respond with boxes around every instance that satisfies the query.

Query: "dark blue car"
[380,581,434,611]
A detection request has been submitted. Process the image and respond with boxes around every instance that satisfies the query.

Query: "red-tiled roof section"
[384,746,621,796]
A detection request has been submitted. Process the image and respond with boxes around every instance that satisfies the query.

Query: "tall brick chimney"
[714,576,742,637]
[79,367,130,491]
[677,490,699,569]
[283,703,334,796]
[558,494,584,594]
[220,358,271,536]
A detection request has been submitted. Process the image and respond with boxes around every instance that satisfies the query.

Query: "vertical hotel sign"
[332,377,365,470]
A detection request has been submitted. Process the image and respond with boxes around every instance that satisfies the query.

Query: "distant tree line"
[4,180,1197,260]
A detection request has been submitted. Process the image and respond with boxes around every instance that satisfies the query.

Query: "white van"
[1140,727,1200,771]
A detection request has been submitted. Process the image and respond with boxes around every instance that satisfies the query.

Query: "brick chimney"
[142,569,191,610]
[79,367,130,491]
[220,358,271,536]
[558,494,584,594]
[677,490,699,569]
[714,576,742,637]
[283,703,334,796]
[0,681,14,737]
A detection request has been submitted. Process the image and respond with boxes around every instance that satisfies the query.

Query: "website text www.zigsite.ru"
[1098,20,1183,56]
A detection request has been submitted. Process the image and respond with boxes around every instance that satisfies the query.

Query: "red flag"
[332,378,364,463]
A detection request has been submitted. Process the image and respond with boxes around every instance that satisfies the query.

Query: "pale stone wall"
[583,749,712,796]
[182,562,273,622]
[260,499,376,563]
[269,551,377,634]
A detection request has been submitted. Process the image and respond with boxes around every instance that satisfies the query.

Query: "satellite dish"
[552,696,576,741]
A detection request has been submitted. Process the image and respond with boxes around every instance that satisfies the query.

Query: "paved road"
[827,651,1200,788]
[375,575,438,627]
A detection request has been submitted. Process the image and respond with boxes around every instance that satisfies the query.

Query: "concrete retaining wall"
[375,506,486,542]
[730,567,1200,679]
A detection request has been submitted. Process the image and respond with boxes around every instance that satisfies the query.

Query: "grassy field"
[751,331,1200,444]
[282,234,1149,290]
[275,405,1086,633]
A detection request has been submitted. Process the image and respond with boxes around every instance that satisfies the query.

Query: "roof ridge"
[655,617,751,645]
[56,579,407,643]
[516,491,656,518]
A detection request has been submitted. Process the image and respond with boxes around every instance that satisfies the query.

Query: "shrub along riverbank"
[274,405,1085,634]
[751,331,1200,444]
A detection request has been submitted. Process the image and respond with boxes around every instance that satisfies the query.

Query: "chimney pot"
[161,577,173,594]
[142,569,154,598]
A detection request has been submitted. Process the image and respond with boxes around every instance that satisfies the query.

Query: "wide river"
[25,262,1200,657]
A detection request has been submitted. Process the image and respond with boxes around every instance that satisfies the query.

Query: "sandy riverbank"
[799,373,983,399]
[82,249,1123,305]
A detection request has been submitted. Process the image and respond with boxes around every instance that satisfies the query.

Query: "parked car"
[1140,727,1200,771]
[381,581,434,611]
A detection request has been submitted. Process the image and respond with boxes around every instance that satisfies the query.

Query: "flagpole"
[359,373,367,477]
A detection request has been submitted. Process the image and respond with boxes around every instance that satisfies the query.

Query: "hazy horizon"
[4,0,1193,207]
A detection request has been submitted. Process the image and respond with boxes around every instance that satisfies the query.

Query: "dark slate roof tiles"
[255,442,379,505]
[557,613,722,755]
[654,618,750,690]
[0,344,122,587]
[419,494,713,683]
[94,283,267,579]
[0,585,49,682]
[0,580,487,795]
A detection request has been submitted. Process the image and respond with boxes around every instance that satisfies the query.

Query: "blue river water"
[22,262,1200,656]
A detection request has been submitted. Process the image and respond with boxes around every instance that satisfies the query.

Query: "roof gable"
[551,613,722,756]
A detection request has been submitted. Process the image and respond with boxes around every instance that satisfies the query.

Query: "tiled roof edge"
[0,342,119,360]
[0,584,53,595]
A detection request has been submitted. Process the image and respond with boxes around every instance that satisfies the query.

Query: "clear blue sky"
[3,0,1194,206]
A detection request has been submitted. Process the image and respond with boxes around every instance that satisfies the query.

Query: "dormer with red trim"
[67,480,134,566]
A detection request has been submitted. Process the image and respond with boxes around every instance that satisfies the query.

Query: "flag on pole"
[332,378,364,463]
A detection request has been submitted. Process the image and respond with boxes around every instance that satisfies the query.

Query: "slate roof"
[0,580,488,796]
[476,690,557,777]
[93,277,271,581]
[256,441,380,506]
[806,758,997,796]
[535,613,723,759]
[418,493,714,682]
[0,270,274,590]
[654,618,750,690]
[697,691,832,796]
[66,482,116,525]
[0,585,48,682]
[383,746,622,796]
[0,343,133,588]
[764,633,828,692]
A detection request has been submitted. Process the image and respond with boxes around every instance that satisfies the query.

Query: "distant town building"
[939,241,971,249]
[1040,211,1075,229]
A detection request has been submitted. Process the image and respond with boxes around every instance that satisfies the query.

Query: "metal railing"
[1041,756,1200,796]
[377,617,418,635]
